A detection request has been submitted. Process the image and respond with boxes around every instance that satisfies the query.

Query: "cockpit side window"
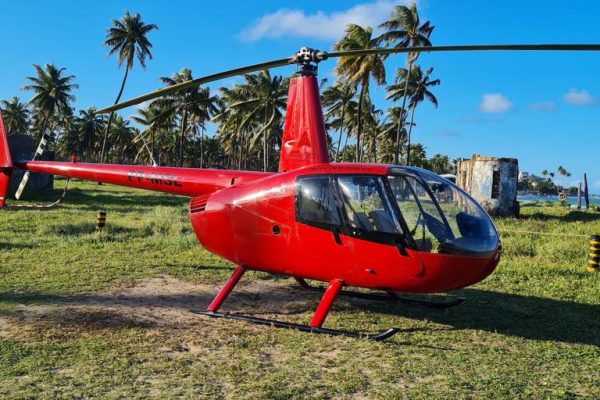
[337,175,402,234]
[296,176,340,228]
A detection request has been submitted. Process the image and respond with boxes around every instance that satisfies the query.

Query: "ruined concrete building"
[456,154,519,217]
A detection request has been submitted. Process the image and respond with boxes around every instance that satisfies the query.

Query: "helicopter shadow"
[353,288,600,347]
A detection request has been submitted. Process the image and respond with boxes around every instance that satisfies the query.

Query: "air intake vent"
[190,194,210,214]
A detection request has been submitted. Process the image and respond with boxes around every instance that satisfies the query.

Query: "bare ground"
[0,276,326,340]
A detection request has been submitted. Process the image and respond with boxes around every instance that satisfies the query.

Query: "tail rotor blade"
[15,130,52,200]
[14,171,30,200]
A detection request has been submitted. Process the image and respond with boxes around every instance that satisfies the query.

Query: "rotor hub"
[294,47,328,76]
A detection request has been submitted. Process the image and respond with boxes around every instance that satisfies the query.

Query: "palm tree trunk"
[263,111,268,172]
[372,126,377,163]
[335,103,345,162]
[243,131,249,170]
[356,83,366,163]
[151,129,155,164]
[179,110,188,167]
[406,104,416,166]
[200,127,205,168]
[100,66,130,164]
[394,60,413,165]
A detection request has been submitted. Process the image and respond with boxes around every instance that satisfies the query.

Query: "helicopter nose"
[400,249,500,293]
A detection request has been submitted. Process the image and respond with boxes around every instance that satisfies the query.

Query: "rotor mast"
[278,48,330,172]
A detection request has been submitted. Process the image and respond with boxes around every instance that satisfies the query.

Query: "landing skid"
[196,310,399,341]
[295,279,465,310]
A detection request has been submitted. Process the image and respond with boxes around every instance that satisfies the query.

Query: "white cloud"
[238,1,412,42]
[529,101,556,112]
[563,89,595,106]
[479,93,513,114]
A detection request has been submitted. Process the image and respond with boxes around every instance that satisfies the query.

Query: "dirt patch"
[2,276,319,337]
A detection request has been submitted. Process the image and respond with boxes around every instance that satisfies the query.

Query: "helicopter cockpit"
[295,167,499,257]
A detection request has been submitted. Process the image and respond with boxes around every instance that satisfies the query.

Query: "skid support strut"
[206,265,246,312]
[196,272,398,341]
[309,279,343,328]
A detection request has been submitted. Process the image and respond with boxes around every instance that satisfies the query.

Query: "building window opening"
[491,170,501,199]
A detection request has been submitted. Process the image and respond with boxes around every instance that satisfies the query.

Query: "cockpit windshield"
[388,167,499,256]
[295,169,499,257]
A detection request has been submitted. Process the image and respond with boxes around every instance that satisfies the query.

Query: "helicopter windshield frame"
[387,166,500,257]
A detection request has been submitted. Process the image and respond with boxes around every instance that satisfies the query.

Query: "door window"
[296,176,340,227]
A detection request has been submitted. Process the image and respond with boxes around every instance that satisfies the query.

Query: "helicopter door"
[335,175,424,281]
[293,175,354,279]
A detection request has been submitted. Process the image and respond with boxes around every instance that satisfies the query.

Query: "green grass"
[1,179,599,399]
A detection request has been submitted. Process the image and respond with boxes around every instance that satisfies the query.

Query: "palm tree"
[195,87,221,167]
[365,103,384,163]
[334,24,386,162]
[380,106,407,163]
[101,11,158,164]
[226,70,287,171]
[387,66,439,165]
[107,115,135,163]
[0,97,30,135]
[214,86,245,169]
[131,104,162,164]
[153,68,213,167]
[321,81,356,162]
[557,166,571,178]
[377,2,434,164]
[22,64,78,142]
[76,108,106,160]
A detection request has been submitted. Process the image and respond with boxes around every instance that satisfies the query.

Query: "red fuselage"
[191,163,500,293]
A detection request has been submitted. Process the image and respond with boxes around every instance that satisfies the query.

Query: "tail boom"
[15,160,273,197]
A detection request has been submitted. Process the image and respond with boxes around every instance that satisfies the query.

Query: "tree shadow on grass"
[521,210,600,223]
[1,282,598,347]
[0,242,36,250]
[361,288,600,347]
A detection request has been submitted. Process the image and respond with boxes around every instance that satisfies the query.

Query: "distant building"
[456,154,519,217]
[518,171,529,181]
[519,171,545,183]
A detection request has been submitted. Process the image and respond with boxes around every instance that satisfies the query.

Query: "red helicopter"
[1,44,599,340]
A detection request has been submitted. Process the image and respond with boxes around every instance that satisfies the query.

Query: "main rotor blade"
[96,56,293,114]
[97,44,600,114]
[325,44,600,58]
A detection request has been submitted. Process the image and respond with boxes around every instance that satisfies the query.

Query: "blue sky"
[1,0,599,190]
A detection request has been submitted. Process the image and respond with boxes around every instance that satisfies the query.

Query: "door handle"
[332,227,343,245]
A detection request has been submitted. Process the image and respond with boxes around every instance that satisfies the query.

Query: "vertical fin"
[278,76,330,172]
[0,112,13,208]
